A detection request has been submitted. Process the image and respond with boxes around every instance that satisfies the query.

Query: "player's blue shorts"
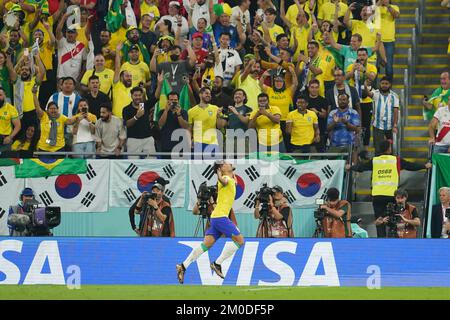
[205,217,241,241]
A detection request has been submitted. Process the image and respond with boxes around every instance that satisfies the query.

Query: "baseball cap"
[21,188,34,197]
[169,1,180,7]
[244,53,256,60]
[152,183,164,191]
[129,44,139,52]
[265,7,277,15]
[192,32,204,40]
[272,185,283,193]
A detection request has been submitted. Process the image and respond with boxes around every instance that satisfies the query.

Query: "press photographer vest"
[322,200,352,238]
[372,155,400,196]
[140,200,171,237]
[256,203,293,238]
[396,203,417,238]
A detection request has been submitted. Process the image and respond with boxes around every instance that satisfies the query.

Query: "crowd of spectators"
[1,0,440,161]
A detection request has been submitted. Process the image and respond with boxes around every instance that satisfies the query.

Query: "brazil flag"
[15,158,87,178]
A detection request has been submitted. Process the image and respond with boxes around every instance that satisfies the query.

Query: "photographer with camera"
[193,182,238,234]
[8,188,60,236]
[375,189,420,238]
[317,188,352,238]
[8,188,36,236]
[254,185,293,238]
[132,183,175,237]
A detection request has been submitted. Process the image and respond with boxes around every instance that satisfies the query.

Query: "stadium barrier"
[0,157,348,237]
[1,237,450,286]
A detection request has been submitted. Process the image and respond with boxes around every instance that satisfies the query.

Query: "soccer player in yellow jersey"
[177,161,244,283]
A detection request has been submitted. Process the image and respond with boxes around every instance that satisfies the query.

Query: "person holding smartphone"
[72,99,97,159]
[122,86,157,159]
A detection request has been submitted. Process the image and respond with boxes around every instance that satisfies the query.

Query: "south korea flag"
[273,160,345,208]
[0,167,25,235]
[188,159,274,213]
[109,160,187,208]
[25,160,110,213]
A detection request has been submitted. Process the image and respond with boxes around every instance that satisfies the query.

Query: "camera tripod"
[194,210,210,237]
[312,219,325,238]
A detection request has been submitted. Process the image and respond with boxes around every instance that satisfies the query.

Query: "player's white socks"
[183,243,209,269]
[215,241,241,265]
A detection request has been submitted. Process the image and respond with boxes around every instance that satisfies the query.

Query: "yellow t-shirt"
[298,55,331,97]
[238,75,261,111]
[37,112,68,152]
[140,2,160,30]
[318,2,350,22]
[285,2,312,27]
[11,140,31,151]
[77,25,89,48]
[112,82,132,118]
[378,5,399,42]
[290,25,311,62]
[81,68,115,96]
[27,16,54,50]
[0,102,19,136]
[22,77,38,113]
[188,104,219,145]
[110,27,127,49]
[102,43,116,70]
[24,3,38,25]
[287,109,318,146]
[120,61,150,88]
[319,50,336,82]
[157,52,172,64]
[211,175,236,219]
[258,24,286,43]
[267,87,293,121]
[28,41,54,73]
[249,105,283,146]
[346,63,378,103]
[350,20,379,64]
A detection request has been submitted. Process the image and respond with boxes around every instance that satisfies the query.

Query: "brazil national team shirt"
[211,176,236,219]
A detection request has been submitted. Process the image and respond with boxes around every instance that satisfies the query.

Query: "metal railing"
[342,145,354,201]
[25,151,350,159]
[422,143,434,238]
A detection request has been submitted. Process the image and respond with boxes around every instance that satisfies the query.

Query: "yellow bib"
[372,155,399,196]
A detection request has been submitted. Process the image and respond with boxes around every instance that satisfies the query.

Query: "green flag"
[432,153,450,204]
[15,158,87,178]
[179,83,191,111]
[105,0,125,33]
[245,152,312,164]
[0,158,21,166]
[153,78,172,121]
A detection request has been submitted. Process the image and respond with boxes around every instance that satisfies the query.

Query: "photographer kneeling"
[254,185,294,238]
[193,182,237,231]
[132,183,175,237]
[375,189,420,238]
[319,188,352,238]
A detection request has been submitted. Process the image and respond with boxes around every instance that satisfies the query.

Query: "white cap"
[169,1,180,7]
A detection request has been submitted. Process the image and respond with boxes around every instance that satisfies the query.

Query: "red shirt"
[180,47,208,64]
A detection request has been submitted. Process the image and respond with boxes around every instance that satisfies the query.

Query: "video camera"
[9,199,61,236]
[255,183,274,218]
[142,192,158,202]
[197,182,217,217]
[386,202,404,226]
[314,198,327,220]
